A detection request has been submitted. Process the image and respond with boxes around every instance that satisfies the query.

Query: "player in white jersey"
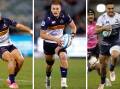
[0,15,32,89]
[96,1,120,89]
[40,1,76,89]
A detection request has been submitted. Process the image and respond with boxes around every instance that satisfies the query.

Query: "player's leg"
[2,51,18,88]
[109,45,120,81]
[43,41,56,89]
[95,63,101,75]
[45,55,54,78]
[45,54,54,89]
[10,49,24,77]
[95,63,112,87]
[58,50,68,88]
[98,55,109,89]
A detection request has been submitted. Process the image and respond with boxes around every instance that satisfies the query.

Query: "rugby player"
[96,2,120,89]
[87,9,111,87]
[87,9,100,73]
[0,14,32,89]
[40,1,76,89]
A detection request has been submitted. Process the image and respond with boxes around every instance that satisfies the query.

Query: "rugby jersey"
[96,12,120,44]
[0,17,17,46]
[40,11,72,43]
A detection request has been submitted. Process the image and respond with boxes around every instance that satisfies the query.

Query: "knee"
[18,56,24,64]
[59,52,67,61]
[111,51,119,59]
[46,59,54,66]
[6,54,16,62]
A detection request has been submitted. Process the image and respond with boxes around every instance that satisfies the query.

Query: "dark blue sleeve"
[5,18,17,27]
[65,14,72,24]
[40,18,49,30]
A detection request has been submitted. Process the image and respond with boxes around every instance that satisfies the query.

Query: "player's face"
[106,4,115,17]
[88,13,94,23]
[51,4,61,17]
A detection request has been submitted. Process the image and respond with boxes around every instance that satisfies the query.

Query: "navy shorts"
[0,44,17,58]
[88,44,99,60]
[43,41,67,55]
[100,41,120,56]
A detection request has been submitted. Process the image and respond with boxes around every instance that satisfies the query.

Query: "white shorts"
[110,45,120,54]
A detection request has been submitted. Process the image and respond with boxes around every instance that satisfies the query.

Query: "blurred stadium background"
[34,0,86,89]
[88,0,120,89]
[0,0,32,89]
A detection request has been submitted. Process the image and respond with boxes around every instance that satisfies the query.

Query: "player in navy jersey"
[96,1,120,89]
[40,1,76,89]
[0,15,32,89]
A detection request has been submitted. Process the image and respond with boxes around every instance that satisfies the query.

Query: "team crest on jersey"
[60,19,64,24]
[41,21,45,26]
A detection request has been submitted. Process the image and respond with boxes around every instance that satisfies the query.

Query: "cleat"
[98,84,104,89]
[105,78,112,86]
[9,82,19,89]
[45,77,51,89]
[61,78,68,89]
[110,71,116,81]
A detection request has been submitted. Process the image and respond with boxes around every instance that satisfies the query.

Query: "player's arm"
[96,25,112,33]
[16,23,33,35]
[7,18,33,35]
[40,30,62,45]
[68,20,77,37]
[95,16,111,33]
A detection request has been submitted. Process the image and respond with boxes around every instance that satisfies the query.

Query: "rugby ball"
[60,34,72,49]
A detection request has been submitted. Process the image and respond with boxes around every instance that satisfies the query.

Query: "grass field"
[88,65,120,89]
[0,57,32,89]
[34,58,86,89]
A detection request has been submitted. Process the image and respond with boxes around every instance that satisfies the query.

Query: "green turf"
[0,57,32,89]
[88,65,120,89]
[34,58,86,89]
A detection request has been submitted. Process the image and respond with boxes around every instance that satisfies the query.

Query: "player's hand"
[71,32,76,39]
[102,25,112,31]
[29,30,33,35]
[54,38,63,46]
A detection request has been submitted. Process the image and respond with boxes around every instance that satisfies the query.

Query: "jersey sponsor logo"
[52,21,56,24]
[49,30,62,36]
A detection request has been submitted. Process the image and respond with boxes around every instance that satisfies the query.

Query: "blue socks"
[60,67,68,77]
[110,64,115,71]
[9,74,15,84]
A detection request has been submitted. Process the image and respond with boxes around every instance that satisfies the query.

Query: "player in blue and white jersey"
[40,1,76,89]
[96,1,120,89]
[0,15,32,89]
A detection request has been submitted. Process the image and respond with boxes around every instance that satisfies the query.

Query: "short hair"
[105,1,114,5]
[88,9,95,15]
[51,0,62,5]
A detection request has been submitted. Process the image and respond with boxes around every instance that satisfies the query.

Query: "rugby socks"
[110,64,115,71]
[46,71,51,77]
[9,74,15,84]
[60,67,68,78]
[101,75,106,84]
